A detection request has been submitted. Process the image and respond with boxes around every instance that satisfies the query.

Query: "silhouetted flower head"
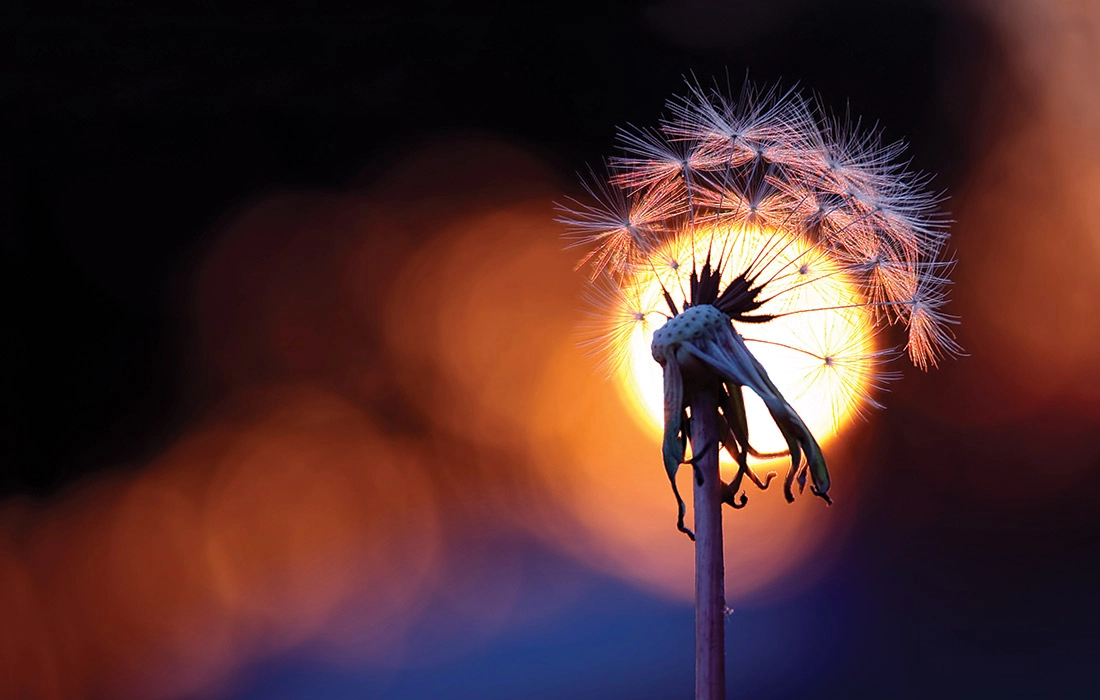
[558,79,960,537]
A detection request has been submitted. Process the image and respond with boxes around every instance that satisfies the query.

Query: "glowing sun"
[612,225,880,477]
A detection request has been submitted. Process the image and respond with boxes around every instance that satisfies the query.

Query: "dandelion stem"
[689,383,726,700]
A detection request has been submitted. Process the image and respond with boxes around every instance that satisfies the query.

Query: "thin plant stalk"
[689,384,725,700]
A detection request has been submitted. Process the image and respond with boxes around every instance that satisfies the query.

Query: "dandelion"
[557,77,960,700]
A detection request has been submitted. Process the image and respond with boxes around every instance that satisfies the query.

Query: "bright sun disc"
[613,224,878,475]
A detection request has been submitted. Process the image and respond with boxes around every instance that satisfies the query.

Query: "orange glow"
[0,386,444,700]
[382,198,868,604]
[613,225,877,472]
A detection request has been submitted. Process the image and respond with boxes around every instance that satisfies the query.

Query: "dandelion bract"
[558,79,960,532]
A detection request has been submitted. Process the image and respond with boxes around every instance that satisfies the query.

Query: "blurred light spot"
[952,0,1100,415]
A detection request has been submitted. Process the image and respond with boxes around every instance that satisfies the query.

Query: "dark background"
[2,1,1098,698]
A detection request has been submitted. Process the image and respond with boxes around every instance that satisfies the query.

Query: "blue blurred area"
[222,543,850,700]
[210,523,1100,700]
[223,548,690,700]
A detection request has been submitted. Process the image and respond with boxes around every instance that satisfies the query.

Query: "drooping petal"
[735,332,831,503]
[678,318,831,504]
[659,351,694,539]
[716,382,751,498]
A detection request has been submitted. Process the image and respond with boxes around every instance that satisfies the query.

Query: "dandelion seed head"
[557,77,960,511]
